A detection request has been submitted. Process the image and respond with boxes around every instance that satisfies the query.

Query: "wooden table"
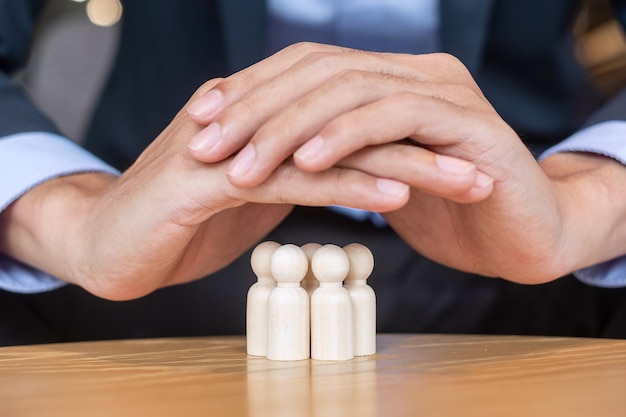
[1,334,626,416]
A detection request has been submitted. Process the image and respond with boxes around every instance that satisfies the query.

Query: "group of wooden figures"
[246,241,376,361]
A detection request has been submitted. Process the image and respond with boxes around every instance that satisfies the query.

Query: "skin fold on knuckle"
[191,78,224,101]
[295,49,355,75]
[284,41,327,57]
[332,168,404,211]
[217,67,263,101]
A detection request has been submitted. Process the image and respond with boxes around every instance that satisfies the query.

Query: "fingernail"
[435,154,474,174]
[474,171,494,188]
[294,135,325,162]
[376,178,409,196]
[188,123,222,152]
[188,90,223,118]
[228,143,256,178]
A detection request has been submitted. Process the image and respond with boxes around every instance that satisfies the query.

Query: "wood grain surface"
[1,334,626,417]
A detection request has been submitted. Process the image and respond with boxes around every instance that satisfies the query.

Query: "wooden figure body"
[343,243,376,356]
[246,241,280,357]
[310,244,354,361]
[267,244,310,361]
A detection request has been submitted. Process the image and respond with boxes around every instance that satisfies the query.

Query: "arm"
[0,0,120,293]
[537,89,626,287]
[539,150,626,286]
[0,3,410,298]
[1,78,410,300]
[185,42,626,284]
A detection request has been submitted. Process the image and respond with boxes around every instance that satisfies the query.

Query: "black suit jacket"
[81,0,617,168]
[3,0,626,345]
[0,0,622,165]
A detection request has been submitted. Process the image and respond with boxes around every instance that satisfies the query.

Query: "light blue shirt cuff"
[0,132,120,293]
[328,206,387,228]
[541,121,626,287]
[0,256,68,293]
[0,132,120,211]
[574,258,626,288]
[539,120,626,164]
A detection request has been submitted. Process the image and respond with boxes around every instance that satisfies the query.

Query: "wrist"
[0,173,116,285]
[541,152,626,275]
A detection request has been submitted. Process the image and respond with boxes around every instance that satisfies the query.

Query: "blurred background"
[16,0,626,145]
[17,0,122,143]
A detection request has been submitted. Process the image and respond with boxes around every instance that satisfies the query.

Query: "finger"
[291,87,501,173]
[188,42,343,131]
[222,160,410,213]
[187,78,224,104]
[187,48,450,163]
[337,144,494,204]
[225,71,432,187]
[186,43,344,126]
[225,74,485,187]
[188,47,358,162]
[187,50,474,123]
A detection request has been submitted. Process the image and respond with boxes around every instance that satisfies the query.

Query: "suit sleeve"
[0,0,59,136]
[0,0,119,212]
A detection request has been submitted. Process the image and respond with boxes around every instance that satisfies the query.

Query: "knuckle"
[269,164,299,204]
[436,53,480,87]
[217,67,261,100]
[296,50,348,73]
[272,187,289,205]
[322,113,355,141]
[224,92,262,123]
[334,69,372,86]
[393,90,421,105]
[286,41,323,56]
[432,52,464,69]
[286,41,340,59]
[194,78,224,98]
[255,115,293,145]
[332,168,361,203]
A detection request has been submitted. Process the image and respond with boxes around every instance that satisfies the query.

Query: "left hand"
[0,76,410,300]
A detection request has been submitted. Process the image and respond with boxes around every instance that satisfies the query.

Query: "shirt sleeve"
[0,131,120,293]
[327,206,388,228]
[540,120,626,164]
[540,120,626,287]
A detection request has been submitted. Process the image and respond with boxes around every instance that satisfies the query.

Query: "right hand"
[0,80,410,300]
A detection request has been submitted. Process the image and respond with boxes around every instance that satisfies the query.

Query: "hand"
[185,42,626,283]
[0,80,410,300]
[188,43,493,203]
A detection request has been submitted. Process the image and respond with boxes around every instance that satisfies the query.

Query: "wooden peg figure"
[343,243,376,356]
[301,243,321,297]
[267,244,310,361]
[311,244,354,361]
[246,241,280,356]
